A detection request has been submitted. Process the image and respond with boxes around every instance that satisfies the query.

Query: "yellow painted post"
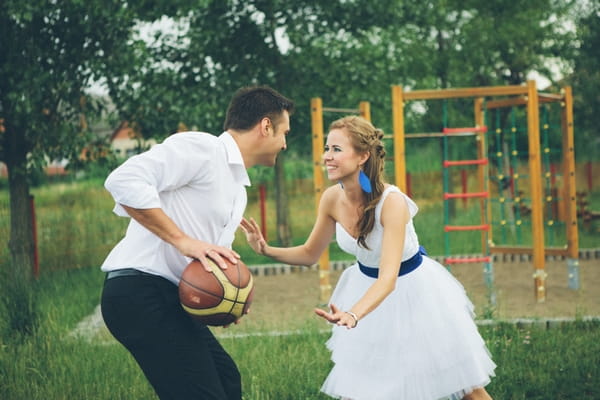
[526,81,546,302]
[359,101,371,122]
[310,98,331,303]
[561,86,580,289]
[474,98,489,254]
[475,97,495,298]
[391,85,407,191]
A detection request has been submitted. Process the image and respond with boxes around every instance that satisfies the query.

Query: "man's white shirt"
[101,131,250,284]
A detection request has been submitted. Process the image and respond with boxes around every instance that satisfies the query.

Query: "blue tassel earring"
[359,170,372,193]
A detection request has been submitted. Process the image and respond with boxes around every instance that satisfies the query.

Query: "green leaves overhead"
[1,0,594,164]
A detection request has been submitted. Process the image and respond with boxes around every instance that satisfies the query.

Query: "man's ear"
[260,117,271,137]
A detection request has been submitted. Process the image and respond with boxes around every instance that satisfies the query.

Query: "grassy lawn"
[1,265,599,399]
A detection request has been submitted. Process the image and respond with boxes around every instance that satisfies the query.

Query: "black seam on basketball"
[180,277,224,297]
[181,276,246,303]
[231,263,242,308]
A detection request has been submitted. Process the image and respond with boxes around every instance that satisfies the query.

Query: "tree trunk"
[274,153,291,247]
[2,132,38,336]
[6,142,35,281]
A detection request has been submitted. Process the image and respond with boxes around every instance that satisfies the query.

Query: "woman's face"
[323,128,365,182]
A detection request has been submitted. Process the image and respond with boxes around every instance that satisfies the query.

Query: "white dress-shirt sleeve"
[104,133,213,216]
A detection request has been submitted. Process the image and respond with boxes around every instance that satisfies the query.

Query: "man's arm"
[121,205,240,271]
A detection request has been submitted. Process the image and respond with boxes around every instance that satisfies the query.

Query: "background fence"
[0,162,598,276]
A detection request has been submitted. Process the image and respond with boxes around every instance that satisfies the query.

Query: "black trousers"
[101,273,241,400]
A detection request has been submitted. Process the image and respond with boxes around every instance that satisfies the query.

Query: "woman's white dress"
[321,185,496,400]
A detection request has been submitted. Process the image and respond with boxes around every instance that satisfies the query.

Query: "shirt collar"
[219,131,251,186]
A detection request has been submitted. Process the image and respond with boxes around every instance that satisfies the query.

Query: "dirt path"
[232,258,600,333]
[72,257,599,340]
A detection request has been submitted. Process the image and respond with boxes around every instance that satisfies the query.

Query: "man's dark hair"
[223,86,295,131]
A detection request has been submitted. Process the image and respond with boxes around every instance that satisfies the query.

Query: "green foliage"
[247,155,313,184]
[94,0,589,162]
[0,0,139,168]
[569,5,600,161]
[0,0,171,329]
[69,153,123,182]
[449,0,577,86]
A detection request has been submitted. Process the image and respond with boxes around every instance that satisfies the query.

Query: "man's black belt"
[105,268,155,280]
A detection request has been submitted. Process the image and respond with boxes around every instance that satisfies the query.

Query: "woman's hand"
[240,217,267,255]
[314,303,358,329]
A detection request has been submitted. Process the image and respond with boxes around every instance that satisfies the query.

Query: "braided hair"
[328,116,387,249]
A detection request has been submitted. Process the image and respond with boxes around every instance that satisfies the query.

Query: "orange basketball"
[179,257,254,326]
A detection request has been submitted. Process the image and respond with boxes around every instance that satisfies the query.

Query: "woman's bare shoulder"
[322,184,342,200]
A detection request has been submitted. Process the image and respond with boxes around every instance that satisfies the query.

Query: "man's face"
[261,110,290,166]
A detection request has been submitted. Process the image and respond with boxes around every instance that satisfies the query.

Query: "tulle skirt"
[321,256,496,400]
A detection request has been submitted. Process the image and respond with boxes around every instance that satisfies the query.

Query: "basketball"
[179,257,254,326]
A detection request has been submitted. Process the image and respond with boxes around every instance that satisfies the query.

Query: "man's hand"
[175,236,240,272]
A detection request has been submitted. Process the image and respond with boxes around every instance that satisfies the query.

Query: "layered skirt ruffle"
[321,257,496,400]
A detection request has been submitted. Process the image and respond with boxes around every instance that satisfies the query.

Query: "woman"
[241,116,496,400]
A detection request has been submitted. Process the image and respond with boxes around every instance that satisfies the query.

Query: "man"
[100,86,294,400]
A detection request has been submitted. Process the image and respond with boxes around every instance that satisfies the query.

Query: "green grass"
[0,266,598,399]
[0,183,129,272]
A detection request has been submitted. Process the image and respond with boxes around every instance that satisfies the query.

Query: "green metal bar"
[541,107,555,246]
[494,109,507,243]
[510,108,523,243]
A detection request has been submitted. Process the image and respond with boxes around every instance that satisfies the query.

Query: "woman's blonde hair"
[329,116,387,249]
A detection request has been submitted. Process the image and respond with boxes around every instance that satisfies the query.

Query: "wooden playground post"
[391,85,407,192]
[526,80,547,302]
[561,86,580,289]
[359,101,371,121]
[310,98,331,304]
[474,97,490,260]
